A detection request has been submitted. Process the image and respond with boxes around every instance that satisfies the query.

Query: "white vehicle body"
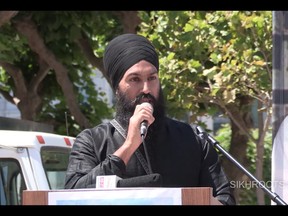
[0,130,74,205]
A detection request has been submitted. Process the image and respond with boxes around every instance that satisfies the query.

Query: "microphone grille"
[141,102,154,113]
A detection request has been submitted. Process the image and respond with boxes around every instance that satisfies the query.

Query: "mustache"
[132,93,157,106]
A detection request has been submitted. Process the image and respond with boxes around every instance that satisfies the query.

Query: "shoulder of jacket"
[79,122,112,135]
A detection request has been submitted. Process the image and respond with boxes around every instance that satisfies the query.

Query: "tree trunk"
[13,16,92,129]
[221,96,254,204]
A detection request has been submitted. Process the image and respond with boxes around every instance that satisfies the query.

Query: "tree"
[138,11,272,204]
[0,11,140,135]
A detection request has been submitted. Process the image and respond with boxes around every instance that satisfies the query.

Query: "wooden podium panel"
[23,187,222,205]
[181,187,221,205]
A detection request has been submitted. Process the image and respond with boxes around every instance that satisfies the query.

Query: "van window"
[0,159,26,205]
[41,146,71,189]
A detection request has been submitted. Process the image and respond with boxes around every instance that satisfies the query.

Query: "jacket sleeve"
[64,127,126,189]
[191,124,236,205]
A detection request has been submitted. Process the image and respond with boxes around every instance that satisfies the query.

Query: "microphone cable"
[141,134,153,175]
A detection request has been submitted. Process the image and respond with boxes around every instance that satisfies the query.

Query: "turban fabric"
[103,33,159,91]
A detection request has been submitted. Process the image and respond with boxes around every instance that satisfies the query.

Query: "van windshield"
[41,146,71,189]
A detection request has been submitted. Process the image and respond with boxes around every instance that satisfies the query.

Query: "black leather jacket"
[65,117,236,205]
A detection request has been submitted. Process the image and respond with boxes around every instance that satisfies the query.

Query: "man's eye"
[131,77,140,82]
[149,76,157,81]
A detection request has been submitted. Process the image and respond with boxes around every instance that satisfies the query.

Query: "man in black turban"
[103,33,159,91]
[65,33,236,205]
[103,33,165,134]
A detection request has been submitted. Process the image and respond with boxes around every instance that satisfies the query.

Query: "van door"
[0,157,26,205]
[0,147,37,205]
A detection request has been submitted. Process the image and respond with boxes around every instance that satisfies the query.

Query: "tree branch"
[0,11,18,27]
[76,31,112,87]
[0,88,15,104]
[29,57,50,92]
[13,16,91,128]
[112,11,141,33]
[0,60,27,96]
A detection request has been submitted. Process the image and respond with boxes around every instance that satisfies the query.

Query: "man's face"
[115,60,165,129]
[117,60,160,107]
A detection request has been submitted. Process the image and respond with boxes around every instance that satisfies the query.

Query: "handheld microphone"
[140,102,153,137]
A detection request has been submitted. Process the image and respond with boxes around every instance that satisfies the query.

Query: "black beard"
[114,89,167,173]
[114,89,166,138]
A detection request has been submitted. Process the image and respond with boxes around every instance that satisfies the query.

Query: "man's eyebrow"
[126,71,157,77]
[126,72,140,78]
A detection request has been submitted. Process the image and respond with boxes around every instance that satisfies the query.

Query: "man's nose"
[142,81,151,94]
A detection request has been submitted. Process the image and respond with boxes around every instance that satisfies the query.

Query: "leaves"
[138,11,272,121]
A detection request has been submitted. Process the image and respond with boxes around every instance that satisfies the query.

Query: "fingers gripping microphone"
[140,102,153,137]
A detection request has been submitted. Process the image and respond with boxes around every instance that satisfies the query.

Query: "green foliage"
[0,11,119,134]
[1,11,271,134]
[0,23,29,63]
[138,11,272,122]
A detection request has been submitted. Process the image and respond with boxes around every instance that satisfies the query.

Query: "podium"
[22,187,222,205]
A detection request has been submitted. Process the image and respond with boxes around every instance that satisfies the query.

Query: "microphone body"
[140,102,153,137]
[140,120,149,137]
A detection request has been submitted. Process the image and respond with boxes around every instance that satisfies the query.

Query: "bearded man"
[64,33,236,205]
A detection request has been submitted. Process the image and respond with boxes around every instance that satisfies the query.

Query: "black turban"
[103,33,159,91]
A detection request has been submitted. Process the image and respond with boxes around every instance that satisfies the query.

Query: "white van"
[0,130,74,205]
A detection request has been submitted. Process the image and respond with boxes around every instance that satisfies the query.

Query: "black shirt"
[65,117,235,205]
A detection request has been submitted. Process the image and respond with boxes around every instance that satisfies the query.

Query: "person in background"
[64,33,236,205]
